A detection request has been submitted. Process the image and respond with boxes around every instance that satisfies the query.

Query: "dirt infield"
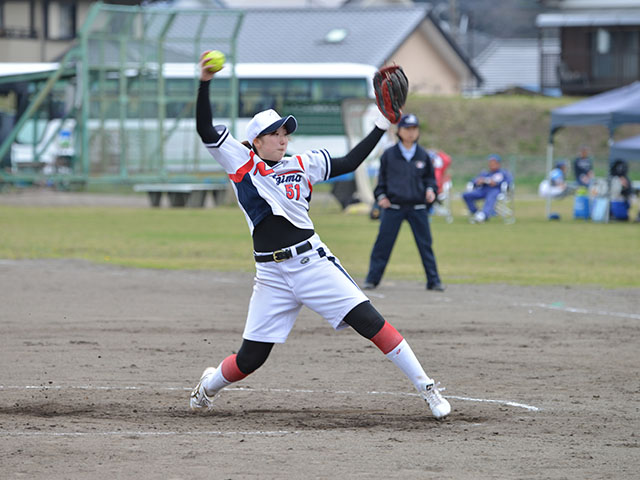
[0,259,638,479]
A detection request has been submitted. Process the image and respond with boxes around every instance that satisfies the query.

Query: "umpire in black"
[363,113,444,292]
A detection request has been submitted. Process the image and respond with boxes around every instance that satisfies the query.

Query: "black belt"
[254,241,313,263]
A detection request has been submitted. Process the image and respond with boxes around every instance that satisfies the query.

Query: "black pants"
[366,206,440,288]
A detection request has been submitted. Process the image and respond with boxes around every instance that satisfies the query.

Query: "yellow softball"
[203,50,226,73]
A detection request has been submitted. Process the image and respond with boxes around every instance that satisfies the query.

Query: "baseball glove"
[373,65,409,124]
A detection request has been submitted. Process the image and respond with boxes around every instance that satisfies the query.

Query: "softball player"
[190,52,450,420]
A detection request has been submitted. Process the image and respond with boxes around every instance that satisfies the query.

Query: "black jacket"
[374,143,438,206]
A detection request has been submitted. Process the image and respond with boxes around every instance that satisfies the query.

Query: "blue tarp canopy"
[550,81,640,137]
[610,134,640,162]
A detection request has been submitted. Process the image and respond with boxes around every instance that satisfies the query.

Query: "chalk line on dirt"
[1,384,540,412]
[0,430,298,437]
[517,302,640,320]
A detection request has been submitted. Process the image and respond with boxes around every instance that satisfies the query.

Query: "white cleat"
[421,382,451,420]
[189,367,218,412]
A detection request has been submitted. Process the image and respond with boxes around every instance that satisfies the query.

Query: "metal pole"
[605,127,615,223]
[78,2,103,178]
[538,28,543,92]
[97,12,112,174]
[139,10,149,173]
[229,12,245,139]
[157,12,177,177]
[545,141,553,219]
[193,14,208,171]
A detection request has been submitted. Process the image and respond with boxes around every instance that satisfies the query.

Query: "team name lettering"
[275,174,302,185]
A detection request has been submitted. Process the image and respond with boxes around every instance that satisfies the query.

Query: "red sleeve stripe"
[370,321,404,355]
[228,151,255,183]
[295,155,313,192]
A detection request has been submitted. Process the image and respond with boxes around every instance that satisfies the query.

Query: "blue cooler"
[573,195,590,219]
[610,200,629,220]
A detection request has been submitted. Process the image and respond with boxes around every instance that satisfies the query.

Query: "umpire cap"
[398,113,419,128]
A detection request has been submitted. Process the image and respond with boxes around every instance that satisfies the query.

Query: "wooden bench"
[133,183,229,208]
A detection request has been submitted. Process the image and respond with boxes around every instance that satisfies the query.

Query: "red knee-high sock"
[370,321,404,354]
[370,321,433,389]
[202,353,248,395]
[220,353,248,382]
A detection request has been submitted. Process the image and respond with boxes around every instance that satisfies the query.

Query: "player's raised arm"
[329,116,390,178]
[196,51,222,144]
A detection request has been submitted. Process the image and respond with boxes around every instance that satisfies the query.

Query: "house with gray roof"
[469,38,561,96]
[155,4,481,95]
[221,5,481,95]
[82,3,481,96]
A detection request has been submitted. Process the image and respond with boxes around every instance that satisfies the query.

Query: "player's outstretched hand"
[199,51,216,82]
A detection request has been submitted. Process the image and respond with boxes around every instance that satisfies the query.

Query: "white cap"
[246,109,297,145]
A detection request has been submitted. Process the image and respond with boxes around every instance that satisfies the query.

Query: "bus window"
[238,78,311,116]
[129,100,160,118]
[210,77,231,117]
[282,78,311,103]
[16,119,48,144]
[165,78,192,95]
[166,100,193,118]
[240,79,276,116]
[311,78,368,102]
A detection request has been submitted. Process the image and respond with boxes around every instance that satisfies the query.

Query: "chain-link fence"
[0,4,244,184]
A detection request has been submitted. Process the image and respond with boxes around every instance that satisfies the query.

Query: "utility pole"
[449,0,458,43]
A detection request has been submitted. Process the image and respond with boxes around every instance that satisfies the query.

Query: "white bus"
[3,62,379,175]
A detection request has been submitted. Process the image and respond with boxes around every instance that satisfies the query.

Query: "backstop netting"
[79,5,244,178]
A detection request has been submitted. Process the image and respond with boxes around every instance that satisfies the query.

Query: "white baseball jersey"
[202,125,369,343]
[203,125,332,234]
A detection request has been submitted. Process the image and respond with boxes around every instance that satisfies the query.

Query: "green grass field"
[1,194,638,288]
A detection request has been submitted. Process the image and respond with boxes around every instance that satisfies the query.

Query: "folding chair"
[464,171,515,224]
[494,177,515,224]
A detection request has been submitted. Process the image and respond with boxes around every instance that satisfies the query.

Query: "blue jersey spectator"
[462,154,511,223]
[550,161,567,187]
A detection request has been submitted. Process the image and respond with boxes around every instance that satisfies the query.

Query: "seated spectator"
[427,149,452,197]
[427,149,453,222]
[573,145,594,187]
[462,153,511,223]
[539,160,571,198]
[609,159,632,221]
